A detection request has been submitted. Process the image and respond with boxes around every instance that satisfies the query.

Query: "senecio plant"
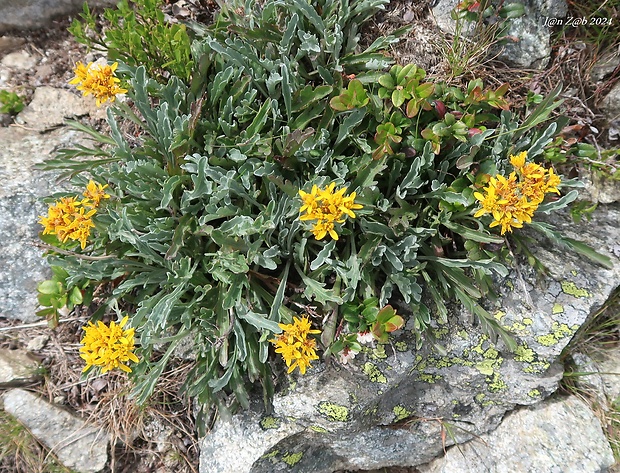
[37,0,611,424]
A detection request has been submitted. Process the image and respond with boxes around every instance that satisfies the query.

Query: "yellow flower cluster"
[298,183,363,240]
[80,315,139,373]
[270,316,321,375]
[39,181,110,249]
[474,151,561,234]
[69,61,127,107]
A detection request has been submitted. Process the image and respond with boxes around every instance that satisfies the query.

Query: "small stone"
[26,334,49,351]
[0,36,26,55]
[0,348,41,387]
[590,51,620,83]
[600,82,620,122]
[17,86,90,131]
[1,389,108,473]
[1,50,37,70]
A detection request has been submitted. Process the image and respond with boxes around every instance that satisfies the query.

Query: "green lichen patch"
[536,322,576,346]
[486,372,507,392]
[370,345,388,360]
[528,389,541,398]
[363,362,387,383]
[552,303,564,314]
[259,416,282,430]
[309,425,328,433]
[317,401,351,422]
[475,393,486,403]
[522,318,533,325]
[394,341,409,352]
[282,452,304,467]
[483,347,499,359]
[392,405,414,422]
[494,310,506,321]
[514,344,536,363]
[561,281,590,298]
[457,330,469,339]
[261,449,280,461]
[475,359,495,376]
[419,372,442,383]
[433,327,449,339]
[523,361,550,374]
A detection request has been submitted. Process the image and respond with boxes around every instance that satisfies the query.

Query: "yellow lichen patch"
[528,389,541,398]
[419,373,442,383]
[261,450,279,460]
[475,393,486,403]
[522,318,533,325]
[483,348,499,359]
[394,341,409,352]
[494,310,506,321]
[536,322,576,346]
[487,372,507,392]
[476,360,495,376]
[259,416,281,430]
[317,401,350,422]
[561,281,590,298]
[514,344,535,363]
[363,362,387,383]
[523,361,550,374]
[393,405,414,422]
[282,452,304,467]
[309,425,328,433]
[433,327,449,339]
[457,330,469,339]
[552,303,564,314]
[370,345,388,360]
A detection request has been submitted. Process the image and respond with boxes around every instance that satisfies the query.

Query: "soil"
[0,1,618,473]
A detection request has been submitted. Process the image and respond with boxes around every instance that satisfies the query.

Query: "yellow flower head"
[79,315,139,373]
[473,151,562,234]
[270,316,321,375]
[298,183,363,240]
[70,61,127,107]
[83,180,110,207]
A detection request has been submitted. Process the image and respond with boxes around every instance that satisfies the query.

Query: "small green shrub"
[39,0,612,426]
[0,90,24,114]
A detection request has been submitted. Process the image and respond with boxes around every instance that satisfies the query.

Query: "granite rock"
[1,388,108,472]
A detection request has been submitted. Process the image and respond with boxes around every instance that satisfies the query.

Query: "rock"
[582,169,620,204]
[0,67,10,87]
[0,348,41,386]
[0,125,88,322]
[1,389,108,473]
[199,203,620,473]
[16,86,90,131]
[591,346,620,403]
[431,0,568,68]
[417,396,614,473]
[1,49,38,70]
[590,51,620,83]
[27,334,50,351]
[600,82,620,121]
[0,36,26,55]
[0,0,116,33]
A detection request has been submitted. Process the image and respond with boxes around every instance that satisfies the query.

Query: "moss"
[317,401,350,422]
[259,416,281,430]
[393,405,414,422]
[561,281,590,298]
[514,344,535,363]
[528,389,541,398]
[282,452,304,467]
[395,341,408,352]
[552,303,564,314]
[363,362,387,383]
[309,425,328,433]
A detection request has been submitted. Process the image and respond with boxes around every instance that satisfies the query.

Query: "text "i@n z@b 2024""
[543,16,614,27]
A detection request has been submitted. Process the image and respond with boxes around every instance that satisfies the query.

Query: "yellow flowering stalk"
[39,180,110,249]
[270,316,321,375]
[79,315,139,373]
[474,151,561,235]
[298,183,363,240]
[69,61,127,106]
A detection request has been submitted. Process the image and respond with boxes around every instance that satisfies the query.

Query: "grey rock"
[431,0,568,68]
[1,389,108,472]
[582,169,620,204]
[200,205,620,473]
[417,396,614,473]
[600,82,620,121]
[0,125,88,322]
[0,348,41,386]
[1,50,38,70]
[590,51,620,83]
[0,0,116,33]
[26,334,50,351]
[16,86,90,131]
[591,346,620,404]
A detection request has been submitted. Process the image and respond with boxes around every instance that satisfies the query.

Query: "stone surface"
[0,36,26,55]
[0,348,41,386]
[582,169,620,204]
[601,82,620,121]
[591,347,620,403]
[417,396,614,473]
[1,389,108,473]
[1,50,38,70]
[431,0,568,68]
[26,334,50,351]
[200,204,620,473]
[16,86,91,131]
[0,125,87,322]
[0,0,115,33]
